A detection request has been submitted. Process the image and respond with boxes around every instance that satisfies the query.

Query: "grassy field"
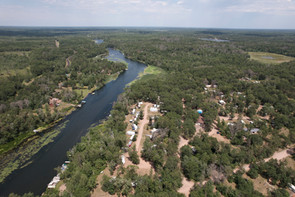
[0,67,30,78]
[249,52,295,64]
[127,65,165,86]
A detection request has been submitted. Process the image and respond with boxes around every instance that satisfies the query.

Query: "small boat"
[81,100,86,104]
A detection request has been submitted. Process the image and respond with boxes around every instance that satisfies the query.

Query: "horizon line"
[0,25,295,31]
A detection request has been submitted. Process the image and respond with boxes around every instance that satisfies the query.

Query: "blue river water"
[0,47,146,196]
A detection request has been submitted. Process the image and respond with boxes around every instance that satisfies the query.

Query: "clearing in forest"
[248,52,295,64]
[127,65,165,86]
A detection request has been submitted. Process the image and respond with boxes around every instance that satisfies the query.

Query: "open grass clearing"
[284,157,295,171]
[243,174,276,196]
[126,65,165,86]
[249,52,295,64]
[0,67,30,78]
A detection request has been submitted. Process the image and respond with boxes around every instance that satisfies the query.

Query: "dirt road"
[135,103,151,152]
[234,148,292,173]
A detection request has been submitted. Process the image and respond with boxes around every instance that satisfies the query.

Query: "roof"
[250,128,260,133]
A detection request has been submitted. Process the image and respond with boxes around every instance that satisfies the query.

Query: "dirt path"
[265,148,291,162]
[133,103,154,175]
[178,177,195,197]
[234,148,292,173]
[208,126,231,144]
[178,136,189,151]
[136,103,151,152]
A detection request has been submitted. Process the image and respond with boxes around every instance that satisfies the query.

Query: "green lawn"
[249,52,295,64]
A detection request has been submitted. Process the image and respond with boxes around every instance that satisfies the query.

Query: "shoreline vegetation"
[0,120,68,183]
[0,41,127,184]
[0,55,122,156]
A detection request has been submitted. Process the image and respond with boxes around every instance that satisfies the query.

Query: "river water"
[0,48,146,196]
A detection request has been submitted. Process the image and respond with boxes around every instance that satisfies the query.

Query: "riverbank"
[0,54,127,185]
[0,121,68,183]
[0,48,146,196]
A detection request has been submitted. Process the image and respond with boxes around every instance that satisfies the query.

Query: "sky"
[0,0,295,29]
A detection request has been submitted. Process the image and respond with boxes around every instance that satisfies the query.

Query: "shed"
[250,128,260,134]
[219,100,226,105]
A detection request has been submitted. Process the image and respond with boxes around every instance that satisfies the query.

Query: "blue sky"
[1,0,295,29]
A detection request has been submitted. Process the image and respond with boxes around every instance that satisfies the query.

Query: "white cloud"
[225,0,295,15]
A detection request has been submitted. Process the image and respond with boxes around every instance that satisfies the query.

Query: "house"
[49,97,62,107]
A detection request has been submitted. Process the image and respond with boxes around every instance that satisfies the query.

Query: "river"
[0,48,146,196]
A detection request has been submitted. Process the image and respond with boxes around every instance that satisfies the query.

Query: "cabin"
[49,97,61,107]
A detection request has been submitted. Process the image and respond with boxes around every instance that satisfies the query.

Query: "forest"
[1,28,295,197]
